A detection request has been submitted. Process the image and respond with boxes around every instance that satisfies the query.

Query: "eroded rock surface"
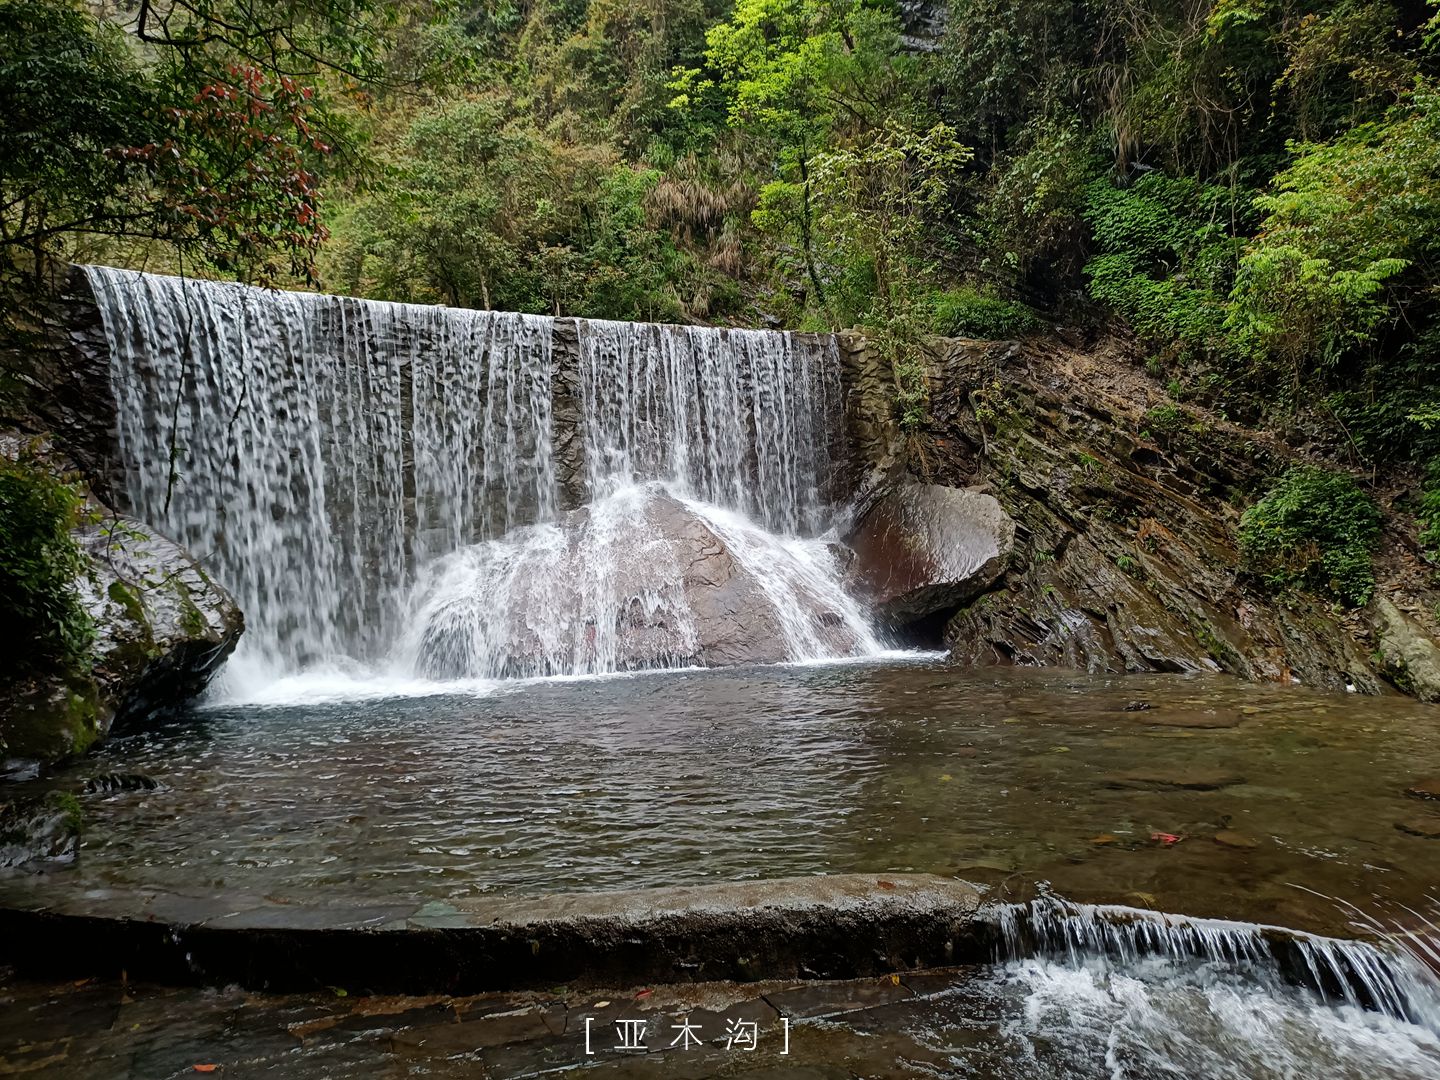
[859,335,1405,693]
[847,482,1015,626]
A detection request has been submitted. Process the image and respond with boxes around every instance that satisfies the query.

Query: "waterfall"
[86,266,877,684]
[993,896,1440,1030]
[576,319,839,535]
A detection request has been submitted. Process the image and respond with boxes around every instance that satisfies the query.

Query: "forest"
[3,0,1440,464]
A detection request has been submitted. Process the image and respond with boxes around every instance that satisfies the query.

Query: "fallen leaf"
[1150,831,1182,846]
[329,987,348,998]
[634,989,652,1000]
[938,773,953,782]
[594,1000,611,1008]
[889,974,900,986]
[193,1066,219,1074]
[876,880,897,890]
[1090,834,1118,845]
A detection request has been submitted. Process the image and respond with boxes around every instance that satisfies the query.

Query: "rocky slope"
[841,332,1440,700]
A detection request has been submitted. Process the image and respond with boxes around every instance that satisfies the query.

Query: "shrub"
[1238,466,1381,606]
[1417,459,1440,560]
[0,458,92,678]
[924,287,1044,339]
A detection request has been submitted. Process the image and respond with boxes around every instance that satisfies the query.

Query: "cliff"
[841,332,1440,700]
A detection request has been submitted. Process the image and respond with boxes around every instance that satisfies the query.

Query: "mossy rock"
[0,673,104,763]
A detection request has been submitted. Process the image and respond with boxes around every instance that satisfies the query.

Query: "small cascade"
[993,895,1440,1030]
[87,266,875,683]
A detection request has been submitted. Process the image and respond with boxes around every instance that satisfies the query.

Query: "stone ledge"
[0,873,993,994]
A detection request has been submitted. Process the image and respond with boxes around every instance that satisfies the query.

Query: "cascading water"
[993,895,1440,1028]
[575,318,839,534]
[87,266,881,686]
[973,896,1440,1077]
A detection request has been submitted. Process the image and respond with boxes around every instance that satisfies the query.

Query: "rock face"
[405,486,871,678]
[1371,597,1440,703]
[847,482,1015,625]
[840,334,1410,693]
[0,515,243,765]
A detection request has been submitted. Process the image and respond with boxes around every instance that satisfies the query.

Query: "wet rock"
[1105,769,1246,791]
[83,772,161,795]
[1371,597,1440,703]
[846,482,1015,625]
[1406,778,1440,800]
[0,514,243,765]
[78,518,242,724]
[0,791,82,867]
[407,487,869,677]
[1122,701,1152,712]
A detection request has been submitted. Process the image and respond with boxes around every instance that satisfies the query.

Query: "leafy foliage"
[1083,174,1247,360]
[1417,460,1440,560]
[924,288,1043,339]
[1238,466,1382,606]
[1227,84,1440,389]
[0,0,395,285]
[0,456,91,679]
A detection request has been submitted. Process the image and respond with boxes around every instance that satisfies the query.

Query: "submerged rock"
[1105,769,1246,791]
[1395,815,1440,839]
[401,485,877,678]
[0,516,242,765]
[847,482,1015,625]
[1213,830,1260,849]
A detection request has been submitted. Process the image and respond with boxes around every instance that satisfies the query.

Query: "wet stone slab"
[0,873,989,994]
[0,969,993,1080]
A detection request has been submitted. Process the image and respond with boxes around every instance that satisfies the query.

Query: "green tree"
[1228,82,1440,388]
[674,0,918,311]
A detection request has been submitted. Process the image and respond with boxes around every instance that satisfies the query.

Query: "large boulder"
[0,516,243,766]
[846,482,1015,625]
[1371,597,1440,702]
[403,485,873,677]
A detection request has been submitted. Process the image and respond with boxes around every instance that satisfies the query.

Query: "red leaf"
[1150,832,1182,846]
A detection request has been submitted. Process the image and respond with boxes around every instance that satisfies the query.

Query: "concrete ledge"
[0,873,994,994]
